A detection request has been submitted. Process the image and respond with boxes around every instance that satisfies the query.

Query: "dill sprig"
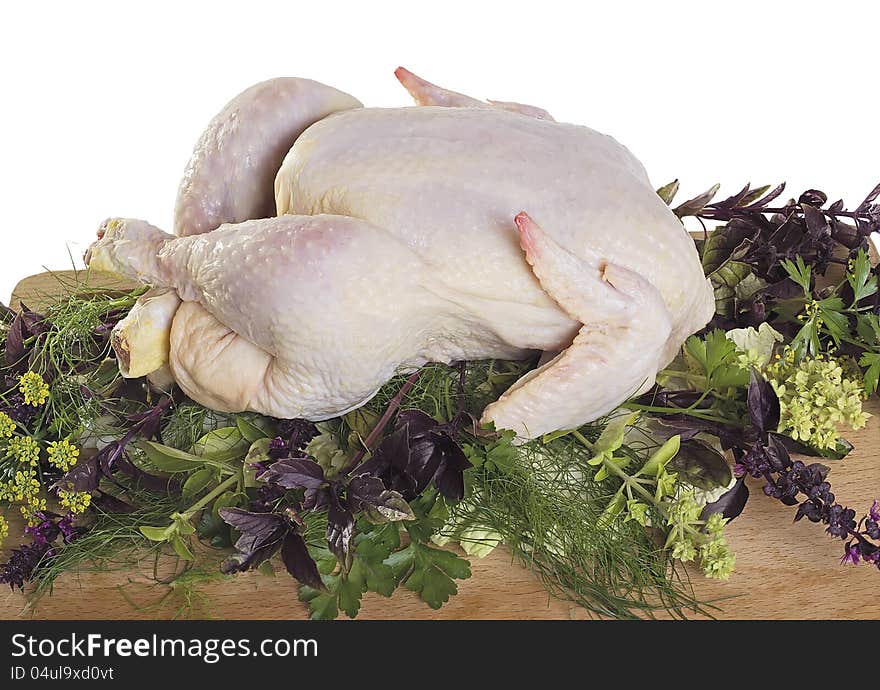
[28,485,183,602]
[362,363,709,619]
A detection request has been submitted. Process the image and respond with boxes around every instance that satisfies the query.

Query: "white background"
[1,0,877,301]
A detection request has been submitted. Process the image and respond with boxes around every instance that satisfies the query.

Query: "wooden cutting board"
[1,271,878,620]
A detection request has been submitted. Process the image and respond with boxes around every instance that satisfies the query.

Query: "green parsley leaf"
[781,256,812,296]
[847,249,878,305]
[386,542,471,609]
[860,352,880,396]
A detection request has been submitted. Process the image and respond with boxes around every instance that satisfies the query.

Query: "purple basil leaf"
[397,409,438,436]
[702,477,750,521]
[346,473,388,510]
[432,436,471,501]
[5,312,28,366]
[798,189,828,207]
[56,456,100,493]
[326,492,354,565]
[259,456,326,490]
[280,532,324,590]
[221,542,283,574]
[406,432,443,495]
[667,439,732,492]
[745,182,786,208]
[359,423,410,478]
[302,486,331,512]
[801,203,831,240]
[347,473,414,522]
[747,369,780,435]
[91,492,137,514]
[764,435,792,472]
[220,508,289,551]
[857,182,880,210]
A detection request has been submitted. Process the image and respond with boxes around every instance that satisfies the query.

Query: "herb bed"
[2,181,879,619]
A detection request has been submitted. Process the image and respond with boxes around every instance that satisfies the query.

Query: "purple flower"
[276,419,318,451]
[57,514,76,542]
[267,436,288,460]
[826,504,857,538]
[841,544,860,566]
[870,500,880,523]
[0,542,51,590]
[23,513,60,547]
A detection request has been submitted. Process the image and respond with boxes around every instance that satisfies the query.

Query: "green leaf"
[667,439,732,491]
[170,534,195,561]
[388,543,471,610]
[591,413,635,457]
[137,441,206,472]
[700,224,753,274]
[598,490,626,529]
[624,499,650,526]
[257,560,276,578]
[336,572,364,618]
[656,179,680,206]
[709,260,753,319]
[860,352,880,396]
[685,329,744,389]
[236,416,271,443]
[352,554,395,598]
[139,525,173,542]
[818,302,849,344]
[299,581,339,620]
[310,546,338,575]
[639,435,681,477]
[193,426,248,461]
[674,183,720,218]
[182,468,215,501]
[211,491,244,521]
[847,249,878,305]
[781,256,812,296]
[171,511,197,536]
[856,313,880,345]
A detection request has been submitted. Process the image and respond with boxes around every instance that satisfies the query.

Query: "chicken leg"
[174,78,361,237]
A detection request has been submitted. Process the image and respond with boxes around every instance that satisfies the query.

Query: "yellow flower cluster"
[766,349,870,450]
[0,514,8,546]
[21,497,47,525]
[0,412,14,439]
[0,466,47,525]
[18,371,49,407]
[7,436,40,466]
[47,438,80,472]
[58,490,91,515]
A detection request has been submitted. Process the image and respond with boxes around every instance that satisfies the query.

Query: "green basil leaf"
[137,441,205,472]
[182,468,215,501]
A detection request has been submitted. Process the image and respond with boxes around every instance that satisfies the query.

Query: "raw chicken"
[86,70,714,439]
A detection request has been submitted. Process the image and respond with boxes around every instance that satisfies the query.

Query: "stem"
[342,369,424,474]
[622,402,738,426]
[184,474,238,515]
[657,369,708,386]
[572,430,708,544]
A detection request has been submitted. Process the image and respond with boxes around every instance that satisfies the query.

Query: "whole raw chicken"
[86,69,713,439]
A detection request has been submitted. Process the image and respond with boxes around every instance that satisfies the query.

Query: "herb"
[661,181,880,332]
[734,375,879,570]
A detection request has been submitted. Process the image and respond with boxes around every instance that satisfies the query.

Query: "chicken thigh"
[86,70,714,439]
